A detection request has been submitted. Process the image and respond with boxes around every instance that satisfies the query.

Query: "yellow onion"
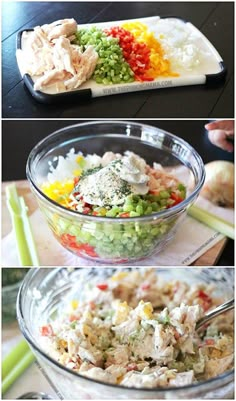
[201,161,234,207]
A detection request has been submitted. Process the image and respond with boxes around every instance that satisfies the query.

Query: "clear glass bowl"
[26,121,205,263]
[17,267,234,399]
[2,282,22,324]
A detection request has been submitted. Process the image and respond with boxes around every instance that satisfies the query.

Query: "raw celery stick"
[6,184,40,266]
[2,339,30,380]
[188,204,234,240]
[2,350,35,395]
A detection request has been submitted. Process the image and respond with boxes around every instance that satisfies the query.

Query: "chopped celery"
[74,27,134,85]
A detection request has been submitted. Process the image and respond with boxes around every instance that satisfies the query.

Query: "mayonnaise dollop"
[74,153,149,206]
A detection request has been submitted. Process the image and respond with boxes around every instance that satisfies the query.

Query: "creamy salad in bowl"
[39,269,234,389]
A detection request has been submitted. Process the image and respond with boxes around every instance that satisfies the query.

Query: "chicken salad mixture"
[40,270,234,389]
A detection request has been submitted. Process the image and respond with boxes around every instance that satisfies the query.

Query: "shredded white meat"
[18,19,98,91]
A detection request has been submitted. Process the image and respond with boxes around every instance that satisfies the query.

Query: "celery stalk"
[188,204,234,240]
[2,350,35,395]
[2,339,31,380]
[6,184,40,266]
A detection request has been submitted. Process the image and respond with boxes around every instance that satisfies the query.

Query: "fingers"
[208,130,234,152]
[205,120,234,133]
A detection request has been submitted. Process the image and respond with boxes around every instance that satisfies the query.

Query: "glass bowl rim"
[17,267,234,394]
[26,120,205,223]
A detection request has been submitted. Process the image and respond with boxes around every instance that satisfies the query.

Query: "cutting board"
[16,16,226,104]
[2,180,227,266]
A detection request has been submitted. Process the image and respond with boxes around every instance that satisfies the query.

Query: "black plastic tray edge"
[16,16,226,104]
[205,61,227,84]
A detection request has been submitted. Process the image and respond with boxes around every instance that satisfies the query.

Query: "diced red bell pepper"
[96,283,108,291]
[40,324,54,337]
[136,75,154,82]
[119,212,130,218]
[205,338,215,346]
[79,243,98,257]
[59,234,98,258]
[74,177,79,185]
[60,233,77,247]
[82,207,91,214]
[69,314,79,322]
[198,290,212,311]
[170,192,183,206]
[198,290,211,301]
[103,26,151,80]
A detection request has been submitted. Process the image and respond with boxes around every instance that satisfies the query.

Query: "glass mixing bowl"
[26,121,205,263]
[17,267,234,399]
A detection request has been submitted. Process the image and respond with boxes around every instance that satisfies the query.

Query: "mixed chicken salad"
[40,270,234,389]
[41,150,186,259]
[17,17,212,92]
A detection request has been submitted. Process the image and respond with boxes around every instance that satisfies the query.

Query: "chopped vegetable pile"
[39,269,234,389]
[74,22,177,84]
[121,21,178,80]
[75,27,134,85]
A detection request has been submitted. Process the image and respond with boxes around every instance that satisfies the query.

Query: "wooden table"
[2,180,228,266]
[2,1,234,118]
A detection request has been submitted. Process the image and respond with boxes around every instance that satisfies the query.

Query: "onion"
[201,161,234,208]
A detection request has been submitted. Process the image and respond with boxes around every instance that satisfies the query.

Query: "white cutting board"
[16,16,224,101]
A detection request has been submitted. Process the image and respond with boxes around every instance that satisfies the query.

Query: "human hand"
[205,120,234,152]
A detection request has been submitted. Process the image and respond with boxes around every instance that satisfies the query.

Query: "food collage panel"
[1,1,235,400]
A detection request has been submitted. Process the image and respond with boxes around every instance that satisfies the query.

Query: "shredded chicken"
[42,18,78,41]
[147,165,180,192]
[34,69,70,91]
[18,18,98,91]
[53,37,76,75]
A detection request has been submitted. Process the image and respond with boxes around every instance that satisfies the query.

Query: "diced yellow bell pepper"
[122,21,179,79]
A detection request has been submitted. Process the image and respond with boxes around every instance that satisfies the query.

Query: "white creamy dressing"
[76,153,149,206]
